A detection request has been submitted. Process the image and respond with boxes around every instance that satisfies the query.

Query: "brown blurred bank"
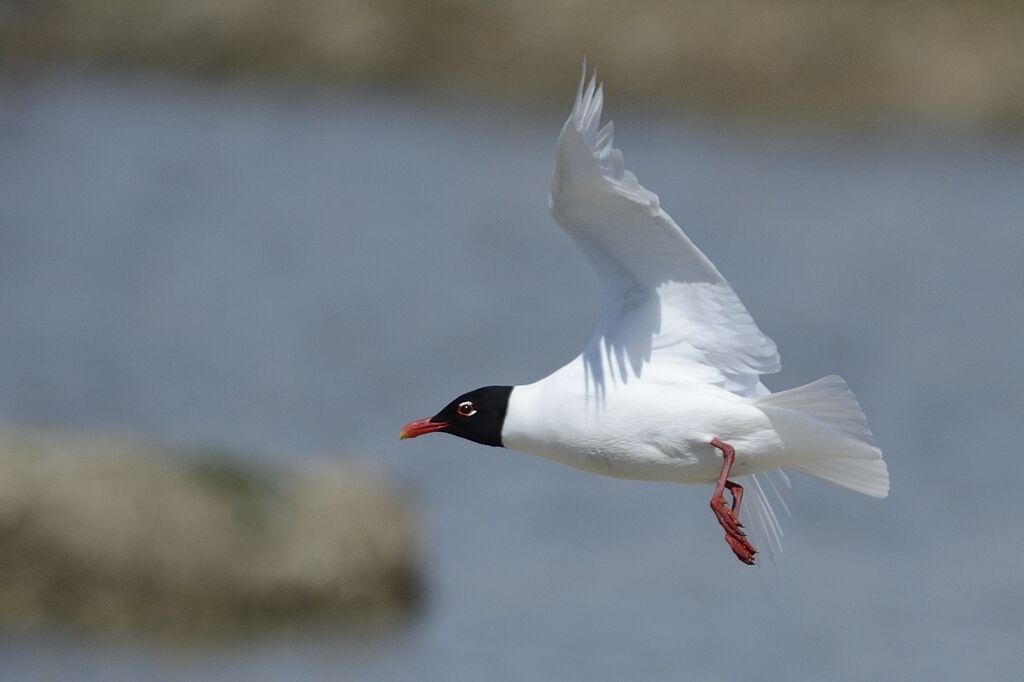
[0,429,419,637]
[2,0,1023,126]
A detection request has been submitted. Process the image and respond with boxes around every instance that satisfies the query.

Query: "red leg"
[709,437,757,565]
[725,479,744,517]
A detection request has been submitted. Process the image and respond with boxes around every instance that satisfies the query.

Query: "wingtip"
[574,57,586,111]
[579,55,596,85]
[572,57,602,128]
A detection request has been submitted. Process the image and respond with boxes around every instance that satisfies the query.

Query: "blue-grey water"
[1,70,1023,681]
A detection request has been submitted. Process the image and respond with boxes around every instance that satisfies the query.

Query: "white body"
[504,360,882,488]
[495,67,889,558]
[505,361,782,484]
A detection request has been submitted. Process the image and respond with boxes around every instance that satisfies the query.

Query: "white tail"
[755,375,890,499]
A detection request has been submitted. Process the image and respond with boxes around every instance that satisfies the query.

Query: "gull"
[400,68,889,564]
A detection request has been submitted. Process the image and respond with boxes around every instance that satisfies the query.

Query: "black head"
[400,386,512,447]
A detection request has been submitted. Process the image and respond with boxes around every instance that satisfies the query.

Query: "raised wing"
[549,71,779,397]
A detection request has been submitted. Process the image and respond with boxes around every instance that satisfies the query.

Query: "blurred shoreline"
[2,0,1023,128]
[0,428,420,639]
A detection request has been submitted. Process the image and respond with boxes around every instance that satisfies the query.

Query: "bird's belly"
[505,433,722,483]
[505,417,786,484]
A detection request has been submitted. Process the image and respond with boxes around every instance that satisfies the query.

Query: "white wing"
[550,70,780,398]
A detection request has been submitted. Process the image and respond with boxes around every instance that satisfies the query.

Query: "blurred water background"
[2,2,1024,680]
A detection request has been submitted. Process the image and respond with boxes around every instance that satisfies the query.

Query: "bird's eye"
[456,401,476,417]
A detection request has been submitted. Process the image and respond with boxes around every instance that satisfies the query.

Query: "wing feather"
[549,69,779,397]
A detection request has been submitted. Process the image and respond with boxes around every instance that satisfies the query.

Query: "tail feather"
[755,374,889,499]
[757,374,875,443]
[790,459,890,498]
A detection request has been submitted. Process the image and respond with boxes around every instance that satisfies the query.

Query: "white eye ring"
[456,401,476,417]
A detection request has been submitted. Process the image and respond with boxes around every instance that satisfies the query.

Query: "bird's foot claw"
[711,494,757,565]
[724,532,757,565]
